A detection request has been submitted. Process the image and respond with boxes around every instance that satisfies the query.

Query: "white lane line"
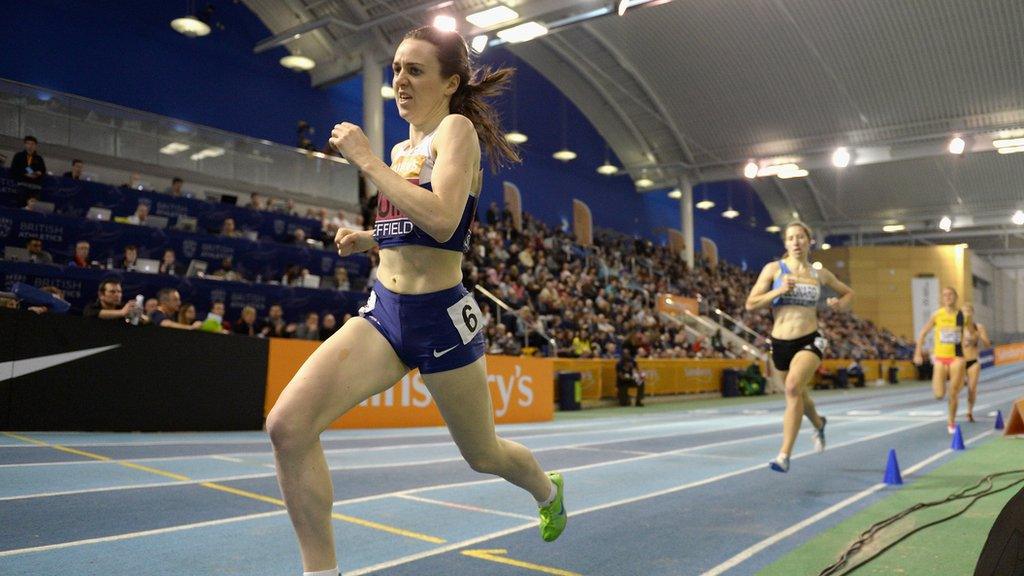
[208,455,244,463]
[846,410,881,416]
[394,494,535,521]
[700,429,996,576]
[908,410,944,416]
[345,418,951,576]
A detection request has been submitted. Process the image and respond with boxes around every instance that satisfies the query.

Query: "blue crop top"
[372,129,478,252]
[771,260,821,308]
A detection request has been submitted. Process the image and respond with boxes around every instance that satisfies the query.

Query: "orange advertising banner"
[266,340,553,428]
[572,199,593,246]
[994,343,1024,365]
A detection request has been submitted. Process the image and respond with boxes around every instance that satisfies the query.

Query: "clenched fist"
[335,228,375,257]
[329,122,373,168]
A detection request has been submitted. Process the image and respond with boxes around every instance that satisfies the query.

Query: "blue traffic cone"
[884,449,903,485]
[951,424,966,450]
[995,410,1005,430]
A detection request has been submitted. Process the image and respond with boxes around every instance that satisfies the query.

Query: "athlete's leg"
[947,359,966,428]
[266,318,409,572]
[932,361,950,400]
[966,363,981,420]
[779,351,822,457]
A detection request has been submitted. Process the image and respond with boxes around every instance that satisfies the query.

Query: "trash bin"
[888,366,899,384]
[722,368,741,397]
[556,371,581,411]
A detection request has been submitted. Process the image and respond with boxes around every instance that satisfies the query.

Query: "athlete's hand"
[826,297,840,309]
[779,275,796,293]
[335,228,374,257]
[913,351,923,366]
[329,122,373,169]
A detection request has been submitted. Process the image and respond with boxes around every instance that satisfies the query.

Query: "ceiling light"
[743,161,758,179]
[821,243,831,250]
[939,216,952,232]
[496,21,548,43]
[618,0,630,16]
[831,147,851,168]
[993,137,1024,149]
[812,261,823,270]
[466,6,518,28]
[997,145,1024,155]
[432,15,458,32]
[668,189,682,199]
[766,225,781,233]
[757,163,799,177]
[596,162,618,175]
[882,224,905,233]
[280,54,315,71]
[636,178,654,188]
[190,147,225,161]
[777,167,809,179]
[159,142,190,155]
[722,207,740,219]
[471,34,489,53]
[380,85,395,99]
[1013,210,1024,226]
[948,136,966,155]
[695,199,716,210]
[170,16,210,38]
[552,149,577,162]
[504,131,528,144]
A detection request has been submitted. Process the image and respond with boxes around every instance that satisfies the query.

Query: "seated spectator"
[281,265,307,287]
[144,297,158,317]
[10,136,46,191]
[220,217,242,238]
[848,358,866,387]
[292,227,308,246]
[158,248,184,276]
[177,302,197,326]
[83,278,140,322]
[209,257,243,282]
[167,177,184,197]
[320,313,338,341]
[68,240,98,268]
[321,266,351,291]
[25,238,53,264]
[200,301,230,334]
[118,245,139,271]
[149,288,199,329]
[233,306,259,336]
[63,159,84,180]
[616,348,645,407]
[294,311,321,340]
[261,303,295,338]
[331,208,357,231]
[121,173,141,189]
[0,292,19,309]
[247,192,265,211]
[22,285,68,315]
[125,203,149,225]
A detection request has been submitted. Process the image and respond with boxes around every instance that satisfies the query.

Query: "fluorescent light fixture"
[757,163,800,177]
[993,137,1024,148]
[695,199,716,210]
[552,149,577,162]
[170,16,210,37]
[636,178,654,188]
[1013,210,1024,226]
[831,147,851,168]
[380,85,395,99]
[765,225,781,233]
[998,145,1024,155]
[432,15,458,32]
[618,0,630,16]
[466,6,518,28]
[948,136,966,155]
[955,243,969,249]
[882,224,905,233]
[812,261,823,270]
[159,142,190,155]
[668,189,682,199]
[777,167,809,179]
[496,21,548,43]
[722,208,740,219]
[190,147,225,161]
[504,131,528,144]
[596,162,618,175]
[743,161,758,179]
[280,55,315,71]
[470,34,489,53]
[939,216,952,232]
[821,243,831,250]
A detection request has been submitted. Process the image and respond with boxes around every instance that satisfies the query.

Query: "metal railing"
[0,78,359,204]
[473,284,557,356]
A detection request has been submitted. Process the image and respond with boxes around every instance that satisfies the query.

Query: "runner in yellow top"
[960,303,991,424]
[913,286,965,434]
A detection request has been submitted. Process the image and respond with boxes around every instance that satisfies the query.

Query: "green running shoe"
[539,472,567,542]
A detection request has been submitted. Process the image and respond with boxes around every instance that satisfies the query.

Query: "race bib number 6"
[447,293,485,344]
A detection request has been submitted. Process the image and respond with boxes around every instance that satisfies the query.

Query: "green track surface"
[759,435,1024,576]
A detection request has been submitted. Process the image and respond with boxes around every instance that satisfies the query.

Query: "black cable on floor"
[818,469,1024,576]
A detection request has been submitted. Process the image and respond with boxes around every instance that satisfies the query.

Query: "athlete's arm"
[745,262,787,311]
[913,312,937,364]
[330,115,477,243]
[821,268,854,311]
[977,323,992,348]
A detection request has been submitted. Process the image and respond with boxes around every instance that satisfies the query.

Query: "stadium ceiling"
[244,0,1024,264]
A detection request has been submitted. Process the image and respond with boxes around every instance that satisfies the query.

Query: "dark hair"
[98,277,121,295]
[403,26,520,172]
[157,287,178,303]
[72,159,83,165]
[172,177,183,185]
[24,135,38,143]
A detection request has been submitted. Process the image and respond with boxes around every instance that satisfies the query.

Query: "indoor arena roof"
[243,0,1024,263]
